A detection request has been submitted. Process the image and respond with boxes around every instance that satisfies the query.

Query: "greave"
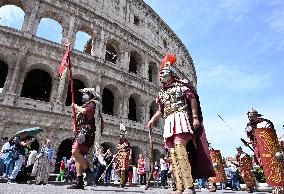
[175,143,194,189]
[120,170,126,186]
[170,148,184,191]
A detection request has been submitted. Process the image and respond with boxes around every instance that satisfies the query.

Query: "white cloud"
[198,64,273,93]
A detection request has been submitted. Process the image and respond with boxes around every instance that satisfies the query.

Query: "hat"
[79,88,100,101]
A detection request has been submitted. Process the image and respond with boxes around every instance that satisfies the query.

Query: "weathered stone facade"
[0,0,197,164]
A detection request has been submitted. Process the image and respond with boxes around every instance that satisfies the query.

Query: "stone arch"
[102,88,114,115]
[129,51,142,74]
[128,93,142,122]
[74,26,94,54]
[55,137,74,172]
[101,84,121,116]
[131,145,142,165]
[38,10,64,26]
[65,78,86,106]
[101,142,116,153]
[148,61,158,84]
[0,0,26,11]
[0,4,25,31]
[0,60,9,94]
[20,69,52,102]
[36,10,64,43]
[105,39,120,64]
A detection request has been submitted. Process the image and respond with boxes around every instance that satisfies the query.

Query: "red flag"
[58,44,71,79]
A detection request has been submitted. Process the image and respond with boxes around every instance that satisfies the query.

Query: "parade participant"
[137,153,146,185]
[34,139,55,185]
[147,54,215,194]
[245,109,284,194]
[245,109,274,165]
[67,88,99,189]
[235,146,255,193]
[116,123,132,188]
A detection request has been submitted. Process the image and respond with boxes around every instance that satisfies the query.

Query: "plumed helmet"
[160,54,177,70]
[247,108,258,115]
[247,108,262,117]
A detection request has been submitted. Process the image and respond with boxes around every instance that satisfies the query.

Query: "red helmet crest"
[160,54,177,70]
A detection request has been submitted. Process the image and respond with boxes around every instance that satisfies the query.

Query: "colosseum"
[0,0,197,166]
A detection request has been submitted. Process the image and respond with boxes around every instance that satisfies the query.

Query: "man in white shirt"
[160,155,168,189]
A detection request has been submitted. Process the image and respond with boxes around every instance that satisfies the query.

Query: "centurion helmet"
[247,108,262,117]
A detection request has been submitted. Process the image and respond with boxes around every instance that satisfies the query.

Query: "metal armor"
[159,82,189,117]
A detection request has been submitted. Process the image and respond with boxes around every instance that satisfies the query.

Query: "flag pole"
[67,43,77,134]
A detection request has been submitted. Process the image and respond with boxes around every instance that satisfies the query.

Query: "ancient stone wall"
[0,0,196,164]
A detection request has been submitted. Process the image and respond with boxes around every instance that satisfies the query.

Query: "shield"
[208,150,226,183]
[14,127,43,137]
[240,156,256,188]
[254,128,284,187]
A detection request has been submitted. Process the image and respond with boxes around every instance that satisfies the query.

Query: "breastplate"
[159,83,188,117]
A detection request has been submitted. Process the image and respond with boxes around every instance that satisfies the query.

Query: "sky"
[1,1,284,157]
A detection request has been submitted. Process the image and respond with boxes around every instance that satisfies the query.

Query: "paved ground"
[0,183,271,194]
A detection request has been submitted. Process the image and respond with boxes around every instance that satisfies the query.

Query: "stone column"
[92,29,106,60]
[53,76,67,113]
[62,16,76,45]
[120,48,129,70]
[94,81,102,145]
[3,51,27,105]
[22,1,40,34]
[143,59,149,80]
[120,93,129,119]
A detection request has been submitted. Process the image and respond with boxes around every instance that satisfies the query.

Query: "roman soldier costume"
[235,146,256,193]
[116,123,132,188]
[148,54,215,194]
[245,109,284,193]
[68,88,100,189]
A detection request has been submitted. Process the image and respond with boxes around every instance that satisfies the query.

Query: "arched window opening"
[148,67,153,82]
[149,62,158,84]
[102,88,114,115]
[20,69,52,102]
[128,97,137,121]
[65,79,85,106]
[0,60,8,94]
[105,43,117,64]
[74,31,92,54]
[129,53,138,74]
[0,5,25,30]
[36,18,62,44]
